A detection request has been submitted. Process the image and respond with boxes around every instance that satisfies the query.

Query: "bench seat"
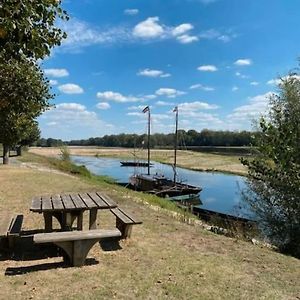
[0,214,23,249]
[34,229,121,267]
[110,208,142,239]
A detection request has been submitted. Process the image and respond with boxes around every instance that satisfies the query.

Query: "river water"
[71,156,250,218]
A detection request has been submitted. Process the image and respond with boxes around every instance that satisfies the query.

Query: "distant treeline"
[36,129,256,148]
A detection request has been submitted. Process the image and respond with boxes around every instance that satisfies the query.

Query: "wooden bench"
[0,214,23,249]
[110,208,142,239]
[34,229,121,267]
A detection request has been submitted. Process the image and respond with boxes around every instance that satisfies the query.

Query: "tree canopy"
[0,56,53,162]
[0,0,68,60]
[241,72,300,258]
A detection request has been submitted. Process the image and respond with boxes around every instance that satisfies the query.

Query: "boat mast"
[147,108,151,175]
[143,106,151,175]
[173,106,178,183]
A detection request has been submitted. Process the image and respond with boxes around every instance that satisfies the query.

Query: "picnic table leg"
[89,209,97,230]
[43,212,53,232]
[77,211,83,230]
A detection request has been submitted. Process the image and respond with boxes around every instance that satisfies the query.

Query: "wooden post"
[3,144,9,165]
[77,211,83,230]
[89,209,97,229]
[43,212,53,232]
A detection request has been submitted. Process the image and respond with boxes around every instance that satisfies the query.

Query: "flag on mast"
[142,106,150,113]
[173,106,178,112]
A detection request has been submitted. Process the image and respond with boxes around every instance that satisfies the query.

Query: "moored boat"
[129,106,202,198]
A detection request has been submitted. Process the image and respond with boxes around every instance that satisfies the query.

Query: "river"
[71,156,250,218]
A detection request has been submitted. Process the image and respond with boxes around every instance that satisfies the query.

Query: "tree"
[0,56,53,163]
[241,72,300,257]
[0,0,68,60]
[0,0,68,163]
[17,121,41,155]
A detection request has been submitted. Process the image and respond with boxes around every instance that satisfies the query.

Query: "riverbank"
[0,152,299,299]
[29,146,248,176]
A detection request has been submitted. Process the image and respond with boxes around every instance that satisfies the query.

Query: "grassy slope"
[29,146,248,175]
[0,153,299,299]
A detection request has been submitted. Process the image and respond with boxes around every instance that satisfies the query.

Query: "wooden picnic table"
[30,192,117,232]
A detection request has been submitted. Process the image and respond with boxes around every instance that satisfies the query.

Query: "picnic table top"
[30,192,117,213]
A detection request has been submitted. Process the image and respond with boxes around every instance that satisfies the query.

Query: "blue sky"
[39,0,300,140]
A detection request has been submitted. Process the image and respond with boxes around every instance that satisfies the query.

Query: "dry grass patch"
[0,163,299,299]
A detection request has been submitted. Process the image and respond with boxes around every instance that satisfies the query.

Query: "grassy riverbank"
[29,146,248,176]
[0,152,299,299]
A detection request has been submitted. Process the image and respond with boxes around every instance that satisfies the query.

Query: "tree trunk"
[3,144,9,164]
[16,146,22,156]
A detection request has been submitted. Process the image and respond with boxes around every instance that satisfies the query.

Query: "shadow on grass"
[99,238,122,251]
[5,258,98,276]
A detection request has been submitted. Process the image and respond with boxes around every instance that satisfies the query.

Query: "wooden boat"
[169,194,202,205]
[120,161,153,167]
[129,106,202,198]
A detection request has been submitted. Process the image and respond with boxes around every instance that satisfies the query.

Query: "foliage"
[40,130,254,148]
[0,56,53,147]
[60,145,70,161]
[0,0,68,60]
[19,121,41,146]
[241,73,300,257]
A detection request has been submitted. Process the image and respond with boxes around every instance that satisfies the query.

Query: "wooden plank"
[79,193,98,209]
[41,196,53,211]
[61,194,76,210]
[118,209,142,224]
[88,192,107,208]
[9,215,24,236]
[96,192,117,208]
[0,214,13,237]
[30,196,42,212]
[111,208,133,224]
[51,194,64,211]
[34,229,121,243]
[70,194,87,209]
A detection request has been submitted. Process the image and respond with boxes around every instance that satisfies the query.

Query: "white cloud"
[235,72,249,79]
[172,23,193,36]
[133,17,164,39]
[234,59,252,66]
[59,18,131,51]
[124,9,139,16]
[45,68,69,77]
[197,65,218,72]
[58,83,84,94]
[144,94,157,100]
[41,102,114,139]
[133,18,198,44]
[232,86,239,92]
[55,103,86,111]
[155,88,186,98]
[250,81,259,86]
[267,75,300,85]
[156,101,175,106]
[189,84,215,91]
[128,105,148,111]
[49,79,58,85]
[96,102,110,110]
[96,91,141,103]
[138,69,171,78]
[176,34,198,44]
[227,92,273,122]
[178,101,219,111]
[199,29,236,43]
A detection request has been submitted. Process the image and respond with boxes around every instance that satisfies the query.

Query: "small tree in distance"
[241,70,300,258]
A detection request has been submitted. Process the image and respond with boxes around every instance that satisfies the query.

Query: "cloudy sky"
[39,0,300,140]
